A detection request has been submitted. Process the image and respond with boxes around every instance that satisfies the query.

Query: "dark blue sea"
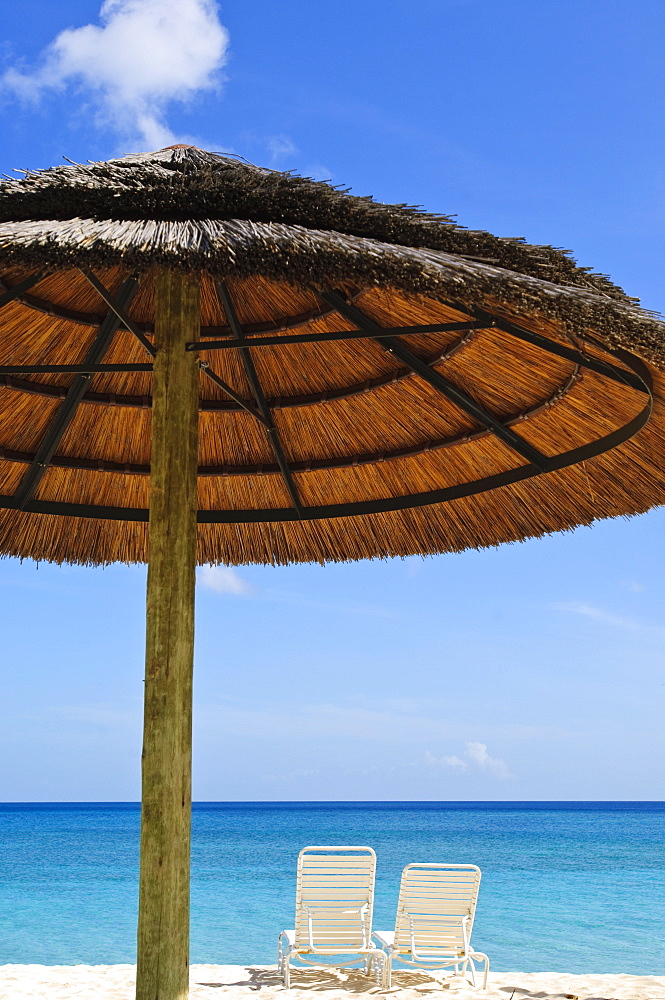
[0,802,663,973]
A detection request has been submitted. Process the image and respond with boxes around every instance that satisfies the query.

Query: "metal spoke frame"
[0,270,653,523]
[2,269,647,392]
[0,325,484,411]
[438,298,647,395]
[0,274,345,336]
[198,362,271,427]
[0,369,652,522]
[216,280,304,515]
[187,320,485,351]
[0,271,49,309]
[12,277,140,508]
[319,289,551,471]
[80,269,156,357]
[79,269,270,427]
[0,366,581,478]
[0,363,152,374]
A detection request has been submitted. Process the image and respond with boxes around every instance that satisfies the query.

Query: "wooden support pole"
[137,270,200,1000]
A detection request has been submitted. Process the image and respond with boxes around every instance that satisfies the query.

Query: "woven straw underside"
[0,265,662,566]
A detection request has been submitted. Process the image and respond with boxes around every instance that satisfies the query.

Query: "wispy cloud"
[403,555,425,579]
[266,134,298,164]
[196,697,574,748]
[198,565,255,596]
[549,601,643,631]
[197,700,453,742]
[425,750,468,770]
[196,570,390,616]
[263,588,395,619]
[53,703,139,729]
[263,766,317,784]
[304,164,334,182]
[622,579,646,593]
[425,741,512,779]
[1,0,230,149]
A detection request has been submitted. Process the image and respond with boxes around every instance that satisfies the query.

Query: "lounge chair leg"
[283,954,291,989]
[383,954,393,989]
[467,952,489,990]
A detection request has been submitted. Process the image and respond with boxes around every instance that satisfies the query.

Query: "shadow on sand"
[194,968,620,1000]
[195,966,477,993]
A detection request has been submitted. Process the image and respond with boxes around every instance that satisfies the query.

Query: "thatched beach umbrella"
[0,146,663,999]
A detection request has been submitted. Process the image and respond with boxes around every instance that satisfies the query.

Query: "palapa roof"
[0,145,663,566]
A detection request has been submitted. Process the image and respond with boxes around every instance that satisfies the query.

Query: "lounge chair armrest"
[279,929,296,949]
[461,914,470,953]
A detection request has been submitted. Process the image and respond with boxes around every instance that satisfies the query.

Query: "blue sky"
[0,0,663,801]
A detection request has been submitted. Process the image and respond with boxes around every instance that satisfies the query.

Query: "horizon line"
[1,799,663,805]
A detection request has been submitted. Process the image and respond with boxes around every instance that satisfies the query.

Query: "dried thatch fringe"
[0,147,633,302]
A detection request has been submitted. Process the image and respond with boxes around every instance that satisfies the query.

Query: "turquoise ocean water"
[0,802,663,973]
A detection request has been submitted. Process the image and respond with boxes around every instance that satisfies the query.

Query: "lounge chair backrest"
[394,863,481,959]
[294,846,376,952]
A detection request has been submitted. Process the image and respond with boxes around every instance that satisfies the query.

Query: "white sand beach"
[1,964,663,1000]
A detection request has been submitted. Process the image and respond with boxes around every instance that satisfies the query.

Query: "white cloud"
[425,742,512,779]
[1,0,230,149]
[622,579,646,593]
[464,741,512,779]
[198,565,254,596]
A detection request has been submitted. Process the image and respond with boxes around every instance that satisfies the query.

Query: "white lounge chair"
[374,863,490,989]
[278,846,386,988]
